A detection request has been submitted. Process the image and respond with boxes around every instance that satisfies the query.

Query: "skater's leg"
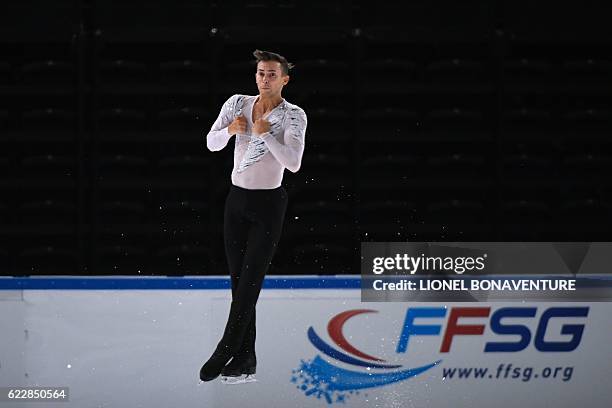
[200,188,248,382]
[201,187,287,382]
[224,187,256,358]
[216,187,288,355]
[240,311,255,356]
[202,224,269,381]
[216,222,277,352]
[224,187,249,295]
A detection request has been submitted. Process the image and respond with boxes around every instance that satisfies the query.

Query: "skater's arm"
[206,95,240,152]
[258,108,307,173]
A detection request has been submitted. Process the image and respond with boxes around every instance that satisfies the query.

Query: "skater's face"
[255,61,289,96]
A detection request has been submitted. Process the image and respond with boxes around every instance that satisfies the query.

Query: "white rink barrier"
[0,276,610,408]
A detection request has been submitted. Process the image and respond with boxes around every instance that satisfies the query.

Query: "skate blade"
[221,374,257,385]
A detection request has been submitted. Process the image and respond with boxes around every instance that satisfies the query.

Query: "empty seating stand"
[1,1,610,274]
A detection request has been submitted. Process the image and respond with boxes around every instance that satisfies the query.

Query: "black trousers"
[217,184,288,357]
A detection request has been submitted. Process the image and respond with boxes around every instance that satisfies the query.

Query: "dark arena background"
[1,2,612,407]
[1,0,611,276]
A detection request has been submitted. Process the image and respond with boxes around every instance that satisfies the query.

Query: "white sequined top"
[206,94,308,190]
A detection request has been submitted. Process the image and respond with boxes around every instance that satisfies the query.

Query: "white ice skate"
[221,373,257,385]
[220,355,257,384]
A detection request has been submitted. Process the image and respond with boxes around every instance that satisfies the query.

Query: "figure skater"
[199,49,307,383]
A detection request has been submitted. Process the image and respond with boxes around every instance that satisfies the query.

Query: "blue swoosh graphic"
[307,355,441,391]
[291,355,442,404]
[308,327,402,369]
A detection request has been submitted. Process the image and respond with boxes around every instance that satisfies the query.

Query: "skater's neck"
[255,94,283,113]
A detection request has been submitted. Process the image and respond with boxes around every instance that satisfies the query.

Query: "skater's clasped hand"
[253,118,270,136]
[228,115,248,135]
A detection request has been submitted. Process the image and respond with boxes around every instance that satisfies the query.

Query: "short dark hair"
[253,49,294,75]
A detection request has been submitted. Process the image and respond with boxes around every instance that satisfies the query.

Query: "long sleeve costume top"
[206,94,308,190]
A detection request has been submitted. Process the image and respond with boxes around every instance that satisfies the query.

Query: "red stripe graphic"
[327,309,386,362]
